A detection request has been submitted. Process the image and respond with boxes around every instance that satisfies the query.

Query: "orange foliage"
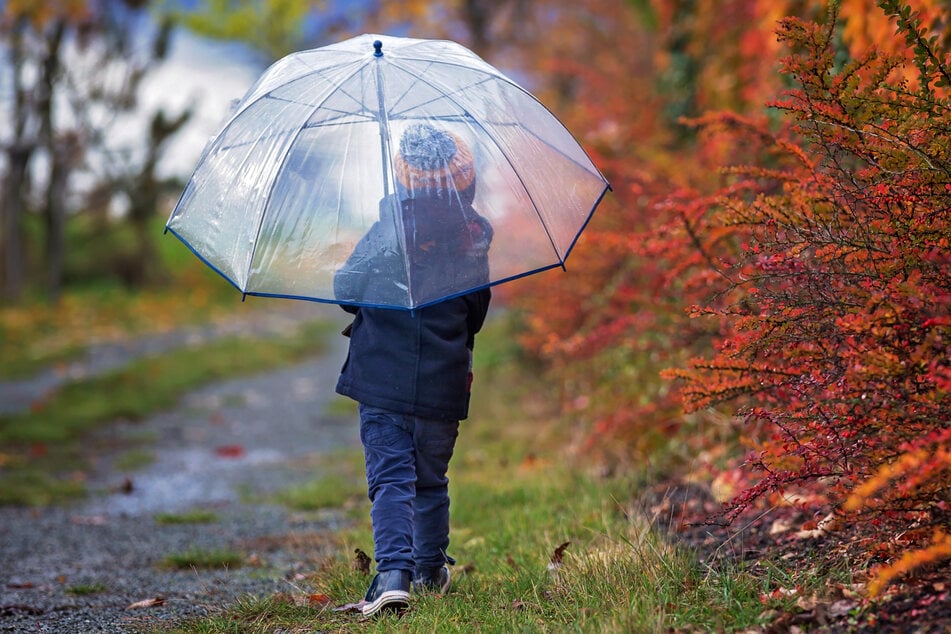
[510,0,950,588]
[866,529,951,597]
[844,432,951,514]
[839,0,950,62]
[2,0,91,26]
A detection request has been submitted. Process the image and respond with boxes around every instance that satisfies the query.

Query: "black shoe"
[362,570,411,617]
[412,565,451,594]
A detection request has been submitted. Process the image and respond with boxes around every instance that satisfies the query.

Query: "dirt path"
[0,307,363,633]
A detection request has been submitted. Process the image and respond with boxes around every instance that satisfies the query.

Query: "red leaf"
[215,445,245,458]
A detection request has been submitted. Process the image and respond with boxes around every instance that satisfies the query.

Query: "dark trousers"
[359,404,459,574]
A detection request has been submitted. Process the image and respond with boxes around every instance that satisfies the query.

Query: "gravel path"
[0,306,364,633]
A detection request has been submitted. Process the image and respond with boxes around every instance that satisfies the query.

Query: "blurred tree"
[0,0,190,300]
[175,0,330,59]
[359,0,533,59]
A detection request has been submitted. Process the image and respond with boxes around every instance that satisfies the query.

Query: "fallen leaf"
[70,515,108,526]
[353,548,371,574]
[837,583,865,599]
[769,518,793,535]
[518,453,549,471]
[456,562,476,575]
[289,592,332,607]
[757,609,780,622]
[817,512,841,532]
[127,597,165,609]
[760,587,798,604]
[6,582,35,589]
[506,553,518,570]
[550,541,570,564]
[111,478,134,495]
[828,599,858,617]
[795,594,819,610]
[794,527,826,540]
[215,445,245,458]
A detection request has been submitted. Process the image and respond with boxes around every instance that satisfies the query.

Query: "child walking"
[334,124,493,616]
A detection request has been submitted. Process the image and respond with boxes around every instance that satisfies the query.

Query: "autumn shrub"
[515,0,950,594]
[659,2,951,590]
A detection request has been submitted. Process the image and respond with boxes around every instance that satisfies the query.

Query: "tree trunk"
[40,20,67,303]
[2,17,32,302]
[125,108,192,286]
[2,146,29,301]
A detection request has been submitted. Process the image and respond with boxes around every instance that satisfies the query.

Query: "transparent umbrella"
[165,33,610,310]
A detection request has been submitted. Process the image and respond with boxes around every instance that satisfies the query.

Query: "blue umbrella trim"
[163,179,610,311]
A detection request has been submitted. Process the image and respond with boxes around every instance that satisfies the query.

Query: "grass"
[0,468,86,507]
[276,473,367,512]
[66,583,108,596]
[113,448,156,471]
[156,316,794,633]
[154,510,220,525]
[160,469,784,632]
[162,548,244,570]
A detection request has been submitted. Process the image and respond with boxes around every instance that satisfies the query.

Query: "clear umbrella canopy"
[166,34,610,310]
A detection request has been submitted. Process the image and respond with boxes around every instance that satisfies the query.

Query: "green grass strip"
[0,320,334,445]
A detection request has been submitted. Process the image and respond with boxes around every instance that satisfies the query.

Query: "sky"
[145,29,263,180]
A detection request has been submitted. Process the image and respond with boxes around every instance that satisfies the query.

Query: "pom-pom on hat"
[394,123,475,194]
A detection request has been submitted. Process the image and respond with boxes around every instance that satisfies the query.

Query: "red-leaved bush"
[514,0,950,593]
[659,1,950,587]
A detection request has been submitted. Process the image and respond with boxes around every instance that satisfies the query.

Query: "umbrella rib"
[212,106,377,155]
[210,59,368,159]
[378,55,493,121]
[262,93,375,122]
[396,56,608,187]
[242,62,371,290]
[388,60,563,263]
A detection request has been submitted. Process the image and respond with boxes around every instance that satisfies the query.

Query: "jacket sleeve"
[464,288,491,348]
[333,231,371,305]
[333,224,404,306]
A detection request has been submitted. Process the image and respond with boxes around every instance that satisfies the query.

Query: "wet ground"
[0,306,363,633]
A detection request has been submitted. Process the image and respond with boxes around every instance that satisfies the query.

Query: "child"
[334,123,492,616]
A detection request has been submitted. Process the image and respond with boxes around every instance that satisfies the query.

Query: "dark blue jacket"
[334,193,493,421]
[335,291,490,421]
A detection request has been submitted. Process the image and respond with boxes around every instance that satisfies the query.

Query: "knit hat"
[394,124,475,194]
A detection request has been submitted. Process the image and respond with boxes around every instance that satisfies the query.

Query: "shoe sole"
[362,590,410,617]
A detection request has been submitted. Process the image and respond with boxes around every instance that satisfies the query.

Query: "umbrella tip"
[373,40,383,57]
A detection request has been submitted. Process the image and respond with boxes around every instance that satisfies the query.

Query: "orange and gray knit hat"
[394,123,475,196]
